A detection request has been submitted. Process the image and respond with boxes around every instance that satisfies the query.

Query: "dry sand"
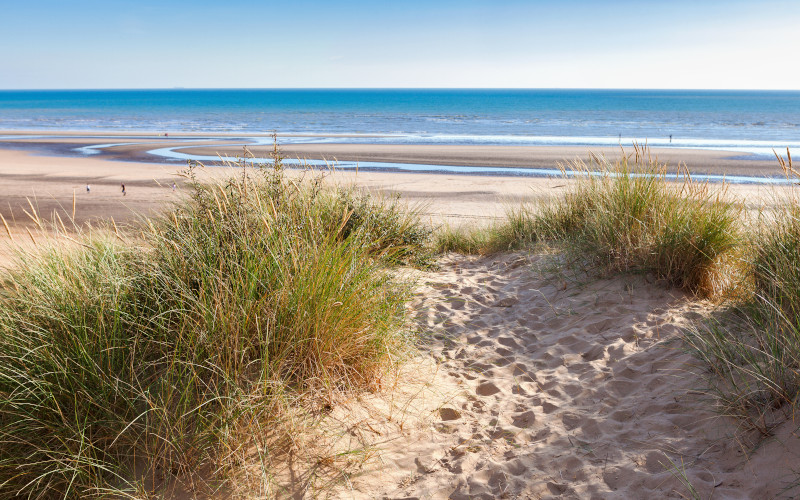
[327,253,800,499]
[1,142,799,498]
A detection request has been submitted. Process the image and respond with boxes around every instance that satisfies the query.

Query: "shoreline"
[0,146,560,241]
[0,129,390,138]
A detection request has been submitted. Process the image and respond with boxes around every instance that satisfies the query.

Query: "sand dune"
[2,145,799,498]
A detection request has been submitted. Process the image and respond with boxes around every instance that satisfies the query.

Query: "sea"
[1,89,799,158]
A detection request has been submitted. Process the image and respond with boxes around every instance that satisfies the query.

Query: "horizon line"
[2,87,800,92]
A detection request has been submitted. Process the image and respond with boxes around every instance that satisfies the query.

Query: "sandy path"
[339,252,800,499]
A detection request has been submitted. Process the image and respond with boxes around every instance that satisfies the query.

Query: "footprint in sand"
[512,382,533,395]
[547,481,569,495]
[561,412,584,431]
[611,408,635,422]
[476,381,501,396]
[497,336,521,349]
[541,401,559,414]
[494,347,513,358]
[511,367,536,383]
[586,317,616,334]
[439,407,462,421]
[562,383,583,397]
[581,344,606,362]
[511,410,536,428]
[504,458,528,476]
[494,296,519,307]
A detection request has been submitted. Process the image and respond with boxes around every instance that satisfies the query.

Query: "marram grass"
[0,159,430,498]
[685,150,800,432]
[434,205,536,256]
[534,148,744,296]
[438,146,744,297]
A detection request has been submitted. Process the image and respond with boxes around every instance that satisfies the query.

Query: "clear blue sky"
[2,0,797,89]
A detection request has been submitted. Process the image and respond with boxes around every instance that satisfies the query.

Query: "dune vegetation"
[437,145,744,297]
[0,153,431,498]
[684,151,800,435]
[2,144,800,497]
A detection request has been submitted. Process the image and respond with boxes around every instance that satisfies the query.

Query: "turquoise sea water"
[1,89,799,154]
[2,89,799,183]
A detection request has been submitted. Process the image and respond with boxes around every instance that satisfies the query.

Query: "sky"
[1,0,798,90]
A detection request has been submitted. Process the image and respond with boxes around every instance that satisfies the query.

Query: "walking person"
[86,184,90,193]
[121,184,126,196]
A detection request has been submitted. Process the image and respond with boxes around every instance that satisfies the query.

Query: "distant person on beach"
[670,134,673,143]
[86,184,90,193]
[171,182,177,191]
[121,184,126,196]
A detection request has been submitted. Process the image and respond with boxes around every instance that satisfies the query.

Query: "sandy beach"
[0,146,552,233]
[0,135,789,237]
[4,0,800,495]
[1,140,798,498]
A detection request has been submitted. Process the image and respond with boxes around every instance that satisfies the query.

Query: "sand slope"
[337,252,800,499]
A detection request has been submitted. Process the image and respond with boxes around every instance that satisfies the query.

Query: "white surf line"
[145,144,791,185]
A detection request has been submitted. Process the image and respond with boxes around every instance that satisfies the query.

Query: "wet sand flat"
[0,131,784,177]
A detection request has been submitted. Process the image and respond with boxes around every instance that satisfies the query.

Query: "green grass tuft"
[685,151,800,431]
[438,146,744,297]
[533,148,743,296]
[0,155,428,497]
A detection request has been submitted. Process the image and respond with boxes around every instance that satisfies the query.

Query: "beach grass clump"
[433,147,743,297]
[434,205,538,255]
[684,303,800,434]
[751,196,800,317]
[324,188,434,266]
[0,159,424,497]
[434,223,510,255]
[684,151,800,430]
[532,147,743,296]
